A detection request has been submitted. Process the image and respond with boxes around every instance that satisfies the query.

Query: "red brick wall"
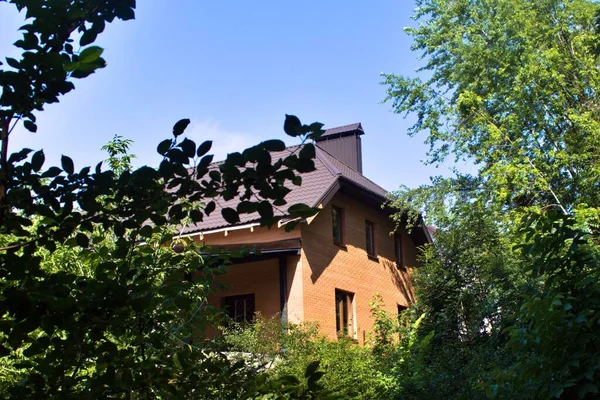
[300,191,417,344]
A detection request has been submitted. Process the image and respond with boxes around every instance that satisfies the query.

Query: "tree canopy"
[0,1,334,398]
[384,1,600,399]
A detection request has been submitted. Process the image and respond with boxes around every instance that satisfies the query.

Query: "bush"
[222,314,399,399]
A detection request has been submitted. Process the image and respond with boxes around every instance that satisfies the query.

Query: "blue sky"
[1,1,470,191]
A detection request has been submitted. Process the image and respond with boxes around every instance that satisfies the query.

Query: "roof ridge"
[323,122,363,133]
[314,145,341,177]
[316,144,388,194]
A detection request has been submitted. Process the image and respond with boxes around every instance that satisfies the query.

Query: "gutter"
[174,222,261,240]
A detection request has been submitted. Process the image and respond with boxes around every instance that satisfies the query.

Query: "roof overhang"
[337,178,432,246]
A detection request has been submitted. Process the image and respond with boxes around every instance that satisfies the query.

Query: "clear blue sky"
[1,1,468,191]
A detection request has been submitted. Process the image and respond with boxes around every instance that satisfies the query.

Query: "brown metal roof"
[316,123,364,141]
[179,125,388,235]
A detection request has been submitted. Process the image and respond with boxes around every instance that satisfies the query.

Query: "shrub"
[222,314,398,399]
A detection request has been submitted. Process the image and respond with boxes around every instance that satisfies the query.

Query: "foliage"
[383,0,600,214]
[223,315,398,399]
[390,201,520,400]
[384,0,600,399]
[0,1,328,398]
[101,135,136,176]
[489,211,600,399]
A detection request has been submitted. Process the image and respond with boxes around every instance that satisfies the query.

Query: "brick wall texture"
[202,191,418,345]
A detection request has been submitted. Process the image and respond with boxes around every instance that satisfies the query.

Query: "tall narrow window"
[332,206,344,245]
[365,220,375,257]
[394,233,404,268]
[222,294,255,323]
[335,289,355,337]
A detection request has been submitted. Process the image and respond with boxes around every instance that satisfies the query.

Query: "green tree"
[384,0,600,398]
[0,1,329,398]
[383,0,600,215]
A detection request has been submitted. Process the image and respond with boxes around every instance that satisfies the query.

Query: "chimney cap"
[315,123,364,142]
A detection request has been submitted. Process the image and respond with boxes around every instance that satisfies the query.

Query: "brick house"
[183,123,431,345]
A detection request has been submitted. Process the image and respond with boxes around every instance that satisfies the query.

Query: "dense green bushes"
[221,300,431,400]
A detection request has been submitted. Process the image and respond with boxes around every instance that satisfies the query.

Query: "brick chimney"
[314,123,364,173]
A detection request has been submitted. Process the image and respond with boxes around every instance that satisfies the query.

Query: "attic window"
[332,206,344,245]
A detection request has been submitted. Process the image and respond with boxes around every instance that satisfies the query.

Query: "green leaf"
[76,233,89,248]
[80,30,97,46]
[157,139,172,155]
[204,201,216,215]
[79,46,104,63]
[226,152,244,166]
[288,203,316,218]
[237,201,258,214]
[61,155,74,175]
[31,150,45,171]
[196,140,212,157]
[139,225,153,238]
[173,118,190,137]
[42,166,62,178]
[299,143,315,160]
[284,114,302,137]
[258,201,274,220]
[23,120,37,132]
[190,209,203,222]
[197,154,214,172]
[222,207,240,224]
[173,353,183,370]
[305,360,320,378]
[263,139,286,152]
[6,58,20,69]
[295,158,315,173]
[180,138,196,158]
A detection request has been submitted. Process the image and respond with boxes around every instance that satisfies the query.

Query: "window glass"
[365,220,375,256]
[395,234,403,268]
[222,293,255,323]
[335,289,355,337]
[332,206,343,245]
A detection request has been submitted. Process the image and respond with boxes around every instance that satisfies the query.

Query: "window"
[222,294,255,323]
[394,234,404,268]
[365,220,375,257]
[332,205,344,245]
[398,304,407,317]
[335,289,355,337]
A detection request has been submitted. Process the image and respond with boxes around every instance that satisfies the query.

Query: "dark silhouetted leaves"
[288,203,317,218]
[31,150,44,171]
[173,119,190,137]
[299,143,315,160]
[258,201,274,220]
[262,139,286,152]
[61,155,74,175]
[179,138,196,158]
[204,201,216,215]
[75,233,89,248]
[157,139,172,155]
[23,120,37,133]
[284,114,302,136]
[221,207,240,224]
[196,141,212,158]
